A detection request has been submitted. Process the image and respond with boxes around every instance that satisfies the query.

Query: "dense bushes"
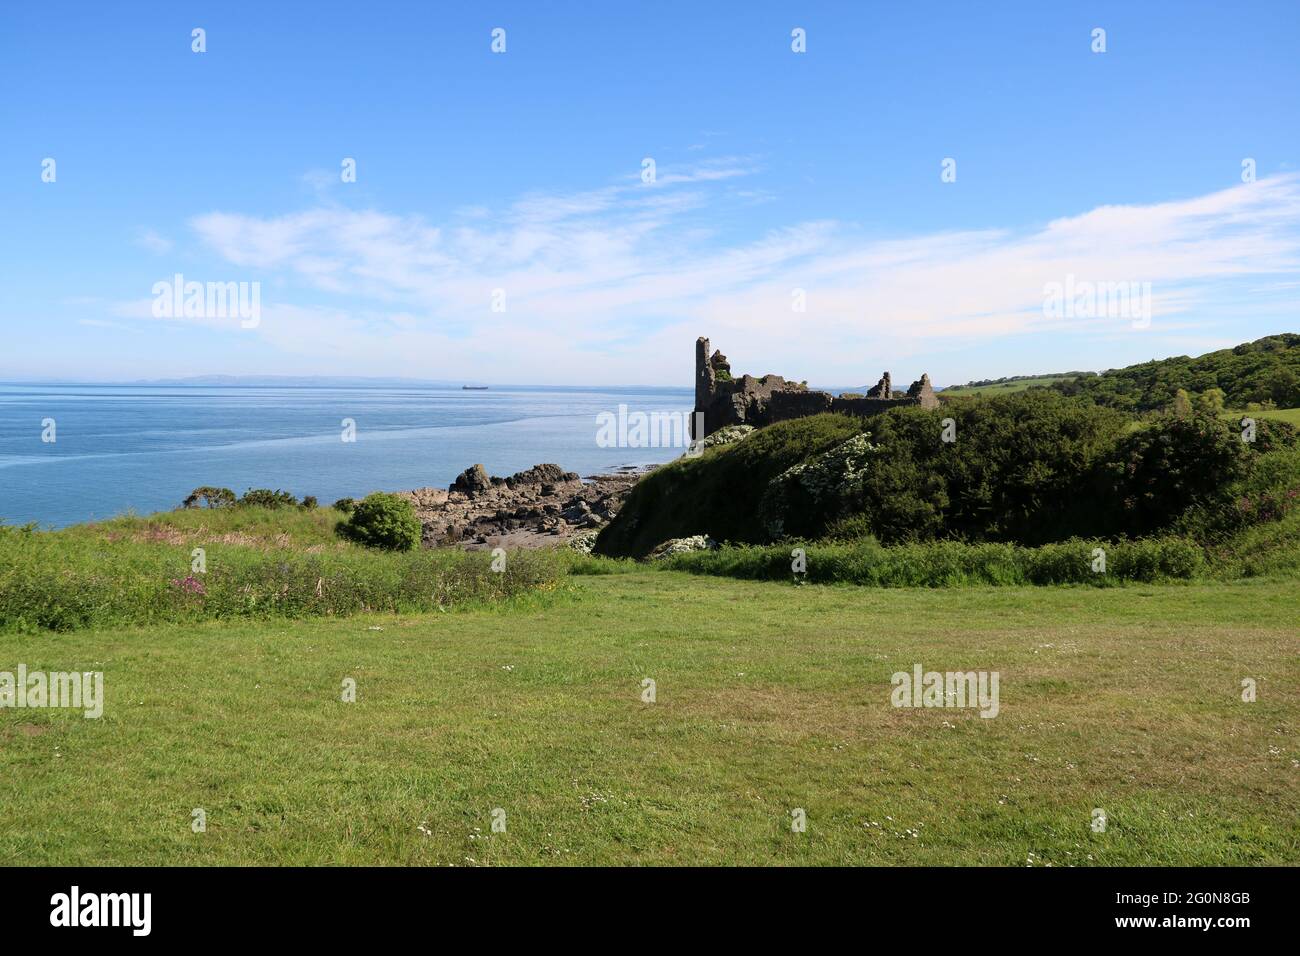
[1105,415,1298,536]
[759,433,877,539]
[0,523,564,632]
[337,492,422,551]
[818,391,1130,544]
[659,536,1206,587]
[1173,442,1300,540]
[181,487,314,509]
[1105,415,1249,534]
[182,486,236,508]
[183,487,330,510]
[600,392,1298,557]
[238,488,300,509]
[595,413,863,557]
[1204,505,1300,578]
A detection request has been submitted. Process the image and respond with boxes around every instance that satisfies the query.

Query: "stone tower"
[866,372,892,399]
[694,337,714,435]
[907,373,939,407]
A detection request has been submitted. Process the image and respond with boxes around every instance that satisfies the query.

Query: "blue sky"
[3,0,1299,386]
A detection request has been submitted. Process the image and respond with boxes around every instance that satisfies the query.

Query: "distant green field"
[941,375,1075,398]
[1222,407,1300,426]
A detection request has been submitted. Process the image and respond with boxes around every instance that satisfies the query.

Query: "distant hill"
[131,375,470,388]
[939,334,1300,411]
[1049,333,1300,411]
[942,373,1086,397]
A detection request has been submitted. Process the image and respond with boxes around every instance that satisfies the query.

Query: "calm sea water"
[0,384,693,528]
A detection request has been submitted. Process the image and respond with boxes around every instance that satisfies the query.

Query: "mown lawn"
[1,573,1296,866]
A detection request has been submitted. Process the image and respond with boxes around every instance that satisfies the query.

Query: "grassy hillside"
[2,572,1296,866]
[1051,333,1300,411]
[941,374,1080,397]
[940,335,1300,412]
[80,501,347,547]
[0,506,563,632]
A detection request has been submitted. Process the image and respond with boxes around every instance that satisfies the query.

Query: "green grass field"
[2,572,1296,866]
[940,375,1076,398]
[1224,407,1300,426]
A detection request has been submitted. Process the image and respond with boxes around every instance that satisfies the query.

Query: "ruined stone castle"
[693,336,939,437]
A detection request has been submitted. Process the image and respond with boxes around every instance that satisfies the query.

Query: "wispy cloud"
[136,229,173,255]
[143,168,1300,383]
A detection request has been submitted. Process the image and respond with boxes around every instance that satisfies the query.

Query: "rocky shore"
[393,462,646,550]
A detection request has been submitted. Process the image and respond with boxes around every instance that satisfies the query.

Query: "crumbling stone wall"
[693,336,939,437]
[767,389,834,421]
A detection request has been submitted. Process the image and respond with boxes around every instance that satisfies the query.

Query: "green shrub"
[182,486,236,509]
[659,535,1206,587]
[1175,445,1300,541]
[821,513,878,542]
[332,497,357,514]
[598,393,1293,558]
[301,496,318,510]
[1206,507,1300,578]
[1104,413,1251,535]
[855,391,1129,544]
[1247,416,1300,454]
[1108,537,1205,581]
[337,492,422,552]
[1023,540,1096,584]
[596,413,863,557]
[759,433,876,539]
[240,488,299,509]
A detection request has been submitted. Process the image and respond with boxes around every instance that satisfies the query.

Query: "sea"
[0,384,694,528]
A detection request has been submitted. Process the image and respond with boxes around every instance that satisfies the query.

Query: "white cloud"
[162,169,1300,383]
[136,229,173,255]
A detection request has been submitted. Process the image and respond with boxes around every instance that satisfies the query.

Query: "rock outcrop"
[394,463,643,549]
[450,464,495,495]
